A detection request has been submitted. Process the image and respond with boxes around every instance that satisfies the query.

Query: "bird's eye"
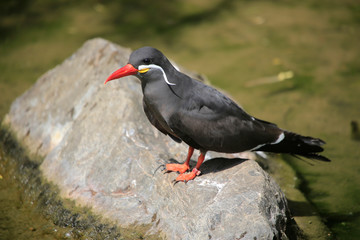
[143,58,151,64]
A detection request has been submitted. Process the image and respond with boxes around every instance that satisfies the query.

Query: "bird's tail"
[257,131,331,162]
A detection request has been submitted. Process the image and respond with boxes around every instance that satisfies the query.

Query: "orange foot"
[175,168,201,182]
[166,163,189,174]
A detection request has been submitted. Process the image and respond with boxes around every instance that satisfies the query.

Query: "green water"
[1,0,359,239]
[0,147,81,240]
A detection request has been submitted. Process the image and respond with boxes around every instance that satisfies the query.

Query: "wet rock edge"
[0,126,160,240]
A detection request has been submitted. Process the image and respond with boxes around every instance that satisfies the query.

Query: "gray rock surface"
[4,38,292,239]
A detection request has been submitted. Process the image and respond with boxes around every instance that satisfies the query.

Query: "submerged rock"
[4,38,294,239]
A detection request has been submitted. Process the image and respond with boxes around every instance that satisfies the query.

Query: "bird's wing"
[168,84,283,152]
[143,99,182,143]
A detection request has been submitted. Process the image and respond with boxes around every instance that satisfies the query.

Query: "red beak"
[104,64,138,84]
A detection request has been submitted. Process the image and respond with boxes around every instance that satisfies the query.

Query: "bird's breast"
[142,81,180,120]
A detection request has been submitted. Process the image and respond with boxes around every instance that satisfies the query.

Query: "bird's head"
[105,47,176,86]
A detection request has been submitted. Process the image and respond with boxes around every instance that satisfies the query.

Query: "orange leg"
[175,151,206,182]
[166,146,194,174]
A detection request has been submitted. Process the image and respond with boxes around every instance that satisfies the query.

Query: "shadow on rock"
[201,157,249,175]
[165,157,248,175]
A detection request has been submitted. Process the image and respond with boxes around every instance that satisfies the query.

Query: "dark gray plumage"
[105,47,330,181]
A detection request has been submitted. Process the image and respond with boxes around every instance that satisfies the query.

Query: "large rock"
[4,38,292,239]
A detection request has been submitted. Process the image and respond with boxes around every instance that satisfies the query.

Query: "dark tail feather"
[257,131,331,162]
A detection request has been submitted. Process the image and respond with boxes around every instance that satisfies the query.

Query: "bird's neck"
[141,72,192,122]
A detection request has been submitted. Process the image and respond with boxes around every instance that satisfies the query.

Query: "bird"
[105,46,330,182]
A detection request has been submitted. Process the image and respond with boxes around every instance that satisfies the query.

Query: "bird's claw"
[153,164,166,176]
[172,178,189,186]
[172,179,180,186]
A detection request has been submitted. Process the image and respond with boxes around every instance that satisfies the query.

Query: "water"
[0,146,73,240]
